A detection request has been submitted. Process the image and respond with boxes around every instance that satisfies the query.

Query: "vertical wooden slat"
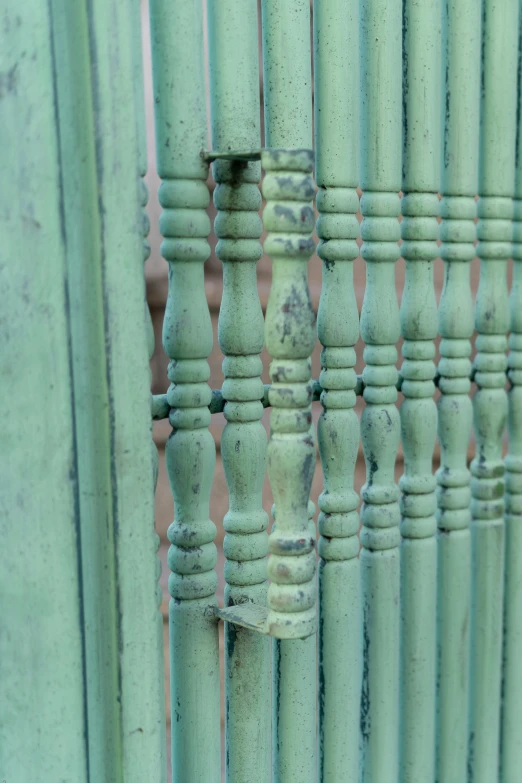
[470,1,519,780]
[260,3,317,781]
[313,0,361,780]
[501,8,522,777]
[149,1,221,780]
[207,2,272,781]
[2,1,165,781]
[86,0,167,775]
[359,0,402,780]
[436,2,480,780]
[0,4,89,780]
[399,1,441,780]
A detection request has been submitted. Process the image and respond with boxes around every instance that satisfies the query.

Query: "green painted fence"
[2,0,522,781]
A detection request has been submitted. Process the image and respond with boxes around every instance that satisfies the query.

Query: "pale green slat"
[470,1,519,780]
[85,0,167,778]
[149,1,221,781]
[207,2,271,781]
[313,1,361,780]
[399,1,441,781]
[261,3,317,781]
[49,1,123,778]
[501,9,522,776]
[359,0,402,780]
[0,4,89,780]
[436,2,480,780]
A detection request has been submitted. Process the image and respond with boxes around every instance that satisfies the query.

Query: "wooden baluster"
[359,0,402,781]
[261,4,317,782]
[502,12,522,773]
[262,150,317,639]
[2,4,92,778]
[271,498,316,781]
[141,173,159,490]
[313,1,360,780]
[399,1,441,781]
[435,3,480,780]
[261,146,317,782]
[469,2,519,780]
[149,1,220,780]
[207,2,271,781]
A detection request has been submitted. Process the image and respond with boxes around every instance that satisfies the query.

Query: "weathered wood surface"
[1,1,165,781]
[5,1,522,782]
[150,0,221,780]
[399,1,440,780]
[314,0,361,780]
[470,2,518,781]
[359,0,402,780]
[207,2,271,781]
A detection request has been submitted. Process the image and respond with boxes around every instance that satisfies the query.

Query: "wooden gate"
[2,0,522,782]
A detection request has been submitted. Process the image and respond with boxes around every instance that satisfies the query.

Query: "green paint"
[469,1,519,780]
[436,2,480,781]
[261,3,317,781]
[5,2,522,780]
[359,0,402,780]
[501,9,522,778]
[263,147,317,641]
[207,2,271,781]
[1,1,164,781]
[132,0,166,770]
[1,4,89,779]
[399,1,441,781]
[149,0,221,780]
[314,0,360,780]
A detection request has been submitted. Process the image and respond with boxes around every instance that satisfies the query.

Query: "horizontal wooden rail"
[152,368,485,420]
